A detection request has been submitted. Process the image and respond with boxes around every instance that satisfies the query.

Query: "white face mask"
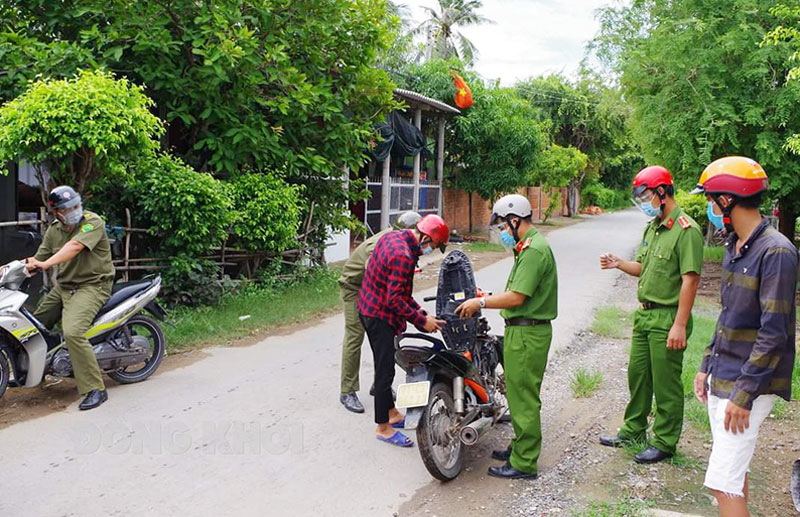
[57,205,84,226]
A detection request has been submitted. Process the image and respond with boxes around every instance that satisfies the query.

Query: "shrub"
[228,173,303,253]
[0,70,162,195]
[674,189,708,228]
[160,258,239,308]
[582,181,629,210]
[129,153,233,257]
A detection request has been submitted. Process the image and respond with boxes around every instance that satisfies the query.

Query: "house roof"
[393,88,461,115]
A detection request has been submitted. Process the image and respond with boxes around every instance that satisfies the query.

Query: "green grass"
[164,269,341,352]
[591,306,634,339]
[571,366,604,398]
[703,245,725,261]
[572,497,654,517]
[463,241,506,253]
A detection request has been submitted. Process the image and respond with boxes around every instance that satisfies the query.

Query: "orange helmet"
[416,214,450,253]
[691,156,769,197]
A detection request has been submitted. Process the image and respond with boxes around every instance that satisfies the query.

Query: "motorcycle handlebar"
[422,296,436,302]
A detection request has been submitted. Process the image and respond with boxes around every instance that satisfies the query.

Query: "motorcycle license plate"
[395,381,430,409]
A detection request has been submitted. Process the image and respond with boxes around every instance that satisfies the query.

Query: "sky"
[402,0,619,85]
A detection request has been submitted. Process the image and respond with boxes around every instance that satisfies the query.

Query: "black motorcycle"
[394,250,506,481]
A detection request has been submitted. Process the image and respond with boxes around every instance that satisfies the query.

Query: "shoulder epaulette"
[677,215,691,229]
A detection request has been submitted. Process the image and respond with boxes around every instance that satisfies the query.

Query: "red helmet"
[416,214,450,252]
[632,165,673,198]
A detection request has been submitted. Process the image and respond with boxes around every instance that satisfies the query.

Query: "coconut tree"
[414,0,493,66]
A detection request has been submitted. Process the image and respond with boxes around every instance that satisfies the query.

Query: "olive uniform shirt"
[34,211,115,287]
[338,228,392,302]
[500,227,558,321]
[635,206,703,305]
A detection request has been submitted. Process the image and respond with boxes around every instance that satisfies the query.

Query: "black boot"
[634,446,673,464]
[79,389,108,411]
[491,445,512,461]
[339,392,365,414]
[599,434,630,448]
[487,463,537,480]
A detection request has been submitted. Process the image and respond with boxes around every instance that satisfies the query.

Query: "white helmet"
[395,211,422,229]
[491,194,532,225]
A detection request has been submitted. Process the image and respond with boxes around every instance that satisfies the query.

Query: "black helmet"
[48,186,82,211]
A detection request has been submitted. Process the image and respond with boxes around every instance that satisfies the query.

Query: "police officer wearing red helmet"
[599,166,704,463]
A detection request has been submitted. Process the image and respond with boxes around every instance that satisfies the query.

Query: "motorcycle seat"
[96,279,154,318]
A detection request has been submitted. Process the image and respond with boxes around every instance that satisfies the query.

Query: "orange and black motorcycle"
[394,250,506,481]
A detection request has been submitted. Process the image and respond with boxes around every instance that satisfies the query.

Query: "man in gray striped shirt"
[692,156,797,515]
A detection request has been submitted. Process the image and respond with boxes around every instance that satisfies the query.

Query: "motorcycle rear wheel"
[108,315,166,384]
[417,381,464,481]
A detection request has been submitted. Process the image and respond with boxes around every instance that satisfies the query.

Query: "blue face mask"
[421,244,433,255]
[500,229,516,248]
[707,201,725,230]
[639,200,661,218]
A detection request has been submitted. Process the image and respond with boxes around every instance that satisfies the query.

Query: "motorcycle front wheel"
[417,381,464,481]
[108,315,166,384]
[0,344,10,398]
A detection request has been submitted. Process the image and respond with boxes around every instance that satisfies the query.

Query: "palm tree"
[414,0,493,66]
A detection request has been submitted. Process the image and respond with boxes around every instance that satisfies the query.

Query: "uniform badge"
[677,216,691,229]
[667,218,674,230]
[515,238,531,253]
[81,223,94,233]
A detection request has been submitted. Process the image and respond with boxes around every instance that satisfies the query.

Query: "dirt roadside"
[399,267,799,517]
[0,216,581,432]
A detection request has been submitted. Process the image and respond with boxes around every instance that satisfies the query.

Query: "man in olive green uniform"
[599,166,703,463]
[25,186,115,410]
[456,194,557,479]
[339,211,421,413]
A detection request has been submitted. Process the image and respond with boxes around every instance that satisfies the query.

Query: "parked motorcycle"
[0,260,168,398]
[394,250,506,481]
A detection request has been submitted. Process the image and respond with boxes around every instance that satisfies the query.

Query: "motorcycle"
[0,260,168,399]
[394,250,506,481]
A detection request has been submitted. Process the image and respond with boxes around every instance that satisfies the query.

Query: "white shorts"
[704,387,777,497]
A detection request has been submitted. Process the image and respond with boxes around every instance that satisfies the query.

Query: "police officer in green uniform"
[338,211,422,413]
[24,186,115,410]
[456,194,557,479]
[599,166,703,463]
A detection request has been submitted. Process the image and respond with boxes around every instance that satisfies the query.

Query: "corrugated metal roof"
[393,88,461,115]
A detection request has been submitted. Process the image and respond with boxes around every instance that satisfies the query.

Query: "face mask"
[421,245,433,255]
[707,201,725,230]
[639,200,661,218]
[59,207,84,226]
[500,229,516,248]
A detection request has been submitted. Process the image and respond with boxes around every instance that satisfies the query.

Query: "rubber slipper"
[377,431,413,448]
[390,419,405,429]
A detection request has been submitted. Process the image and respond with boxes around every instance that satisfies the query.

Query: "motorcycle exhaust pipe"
[459,415,493,446]
[453,376,465,414]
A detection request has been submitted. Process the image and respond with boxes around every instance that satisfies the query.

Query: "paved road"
[0,209,645,517]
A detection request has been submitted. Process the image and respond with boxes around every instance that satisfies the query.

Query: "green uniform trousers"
[505,323,552,475]
[340,290,365,394]
[34,283,111,395]
[619,308,692,455]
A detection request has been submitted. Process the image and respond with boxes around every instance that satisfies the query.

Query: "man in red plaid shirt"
[358,214,449,447]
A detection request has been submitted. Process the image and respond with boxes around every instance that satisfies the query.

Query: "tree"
[400,60,548,203]
[0,70,163,199]
[593,0,800,240]
[0,0,399,254]
[414,0,493,66]
[532,144,588,221]
[516,74,643,214]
